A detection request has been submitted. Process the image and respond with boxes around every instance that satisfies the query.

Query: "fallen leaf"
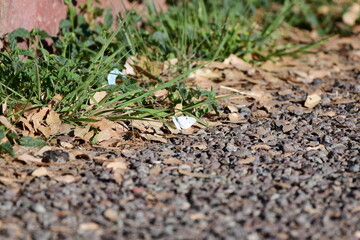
[141,133,167,143]
[228,113,240,123]
[305,93,322,108]
[343,3,360,26]
[31,167,49,177]
[16,153,42,164]
[90,91,107,105]
[224,54,253,71]
[53,175,76,183]
[104,160,128,170]
[0,176,17,186]
[0,116,15,132]
[96,129,113,142]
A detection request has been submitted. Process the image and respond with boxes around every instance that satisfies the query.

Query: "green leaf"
[20,136,46,148]
[0,142,14,157]
[104,8,113,30]
[9,28,30,39]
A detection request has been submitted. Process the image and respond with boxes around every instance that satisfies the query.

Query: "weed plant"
[0,0,333,155]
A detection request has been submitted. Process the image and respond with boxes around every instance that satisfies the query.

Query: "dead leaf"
[0,176,17,186]
[343,3,360,26]
[46,110,62,135]
[53,175,76,183]
[96,129,113,142]
[90,91,107,105]
[16,153,42,164]
[140,133,167,143]
[224,54,253,71]
[104,160,127,170]
[60,142,74,149]
[0,116,15,132]
[305,93,322,108]
[31,167,49,177]
[228,113,240,123]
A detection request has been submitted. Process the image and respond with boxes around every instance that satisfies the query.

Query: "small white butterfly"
[107,68,125,85]
[172,116,197,130]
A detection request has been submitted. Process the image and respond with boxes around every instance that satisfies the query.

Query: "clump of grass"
[0,0,325,138]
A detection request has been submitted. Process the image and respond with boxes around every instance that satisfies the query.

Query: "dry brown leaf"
[132,119,163,134]
[30,107,49,130]
[44,110,62,136]
[140,133,167,143]
[178,169,212,178]
[228,113,240,123]
[104,160,128,170]
[342,3,360,26]
[305,93,322,108]
[74,125,91,139]
[153,89,168,98]
[224,54,253,71]
[31,167,49,177]
[53,175,76,184]
[0,176,17,186]
[96,129,113,142]
[16,153,42,164]
[90,91,107,105]
[226,105,238,113]
[60,142,74,149]
[189,68,222,80]
[0,116,15,132]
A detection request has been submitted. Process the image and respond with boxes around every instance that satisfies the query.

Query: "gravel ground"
[0,72,359,239]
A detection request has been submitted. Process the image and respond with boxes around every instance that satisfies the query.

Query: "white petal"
[107,69,124,85]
